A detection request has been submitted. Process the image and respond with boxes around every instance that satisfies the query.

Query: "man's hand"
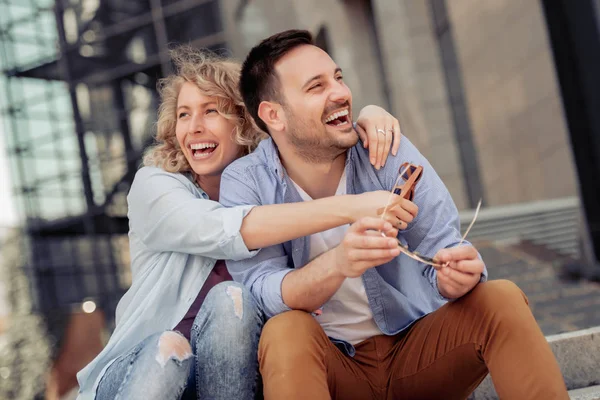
[333,217,400,278]
[355,105,402,170]
[434,246,484,299]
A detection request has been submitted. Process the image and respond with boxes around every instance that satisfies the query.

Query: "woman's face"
[175,81,244,178]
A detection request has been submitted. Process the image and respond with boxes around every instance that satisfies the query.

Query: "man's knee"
[261,310,321,342]
[476,279,527,303]
[259,311,325,364]
[466,279,530,318]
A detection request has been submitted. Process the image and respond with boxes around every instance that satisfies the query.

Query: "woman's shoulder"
[130,166,198,197]
[133,166,193,185]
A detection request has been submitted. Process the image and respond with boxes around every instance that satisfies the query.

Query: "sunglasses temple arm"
[457,198,482,246]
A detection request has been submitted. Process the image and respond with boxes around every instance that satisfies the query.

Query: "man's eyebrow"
[302,67,343,90]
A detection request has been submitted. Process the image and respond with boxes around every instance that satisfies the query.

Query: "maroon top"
[173,260,232,340]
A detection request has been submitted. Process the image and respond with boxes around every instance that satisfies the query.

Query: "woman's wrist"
[337,194,360,224]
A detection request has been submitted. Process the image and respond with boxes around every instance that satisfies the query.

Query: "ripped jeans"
[95,281,264,400]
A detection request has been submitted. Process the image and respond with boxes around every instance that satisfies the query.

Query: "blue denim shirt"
[220,137,487,355]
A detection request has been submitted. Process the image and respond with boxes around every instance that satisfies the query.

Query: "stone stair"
[470,326,600,399]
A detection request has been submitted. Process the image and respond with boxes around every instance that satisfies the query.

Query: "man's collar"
[260,137,287,183]
[262,137,358,183]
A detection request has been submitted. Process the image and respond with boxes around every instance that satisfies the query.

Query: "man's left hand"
[434,245,484,299]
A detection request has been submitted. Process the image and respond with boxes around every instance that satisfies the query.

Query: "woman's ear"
[258,101,285,133]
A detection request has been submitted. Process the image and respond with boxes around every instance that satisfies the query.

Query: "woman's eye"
[206,108,217,114]
[178,112,189,119]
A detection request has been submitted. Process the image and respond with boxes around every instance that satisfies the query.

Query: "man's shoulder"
[220,139,281,205]
[350,135,424,179]
[223,138,275,177]
[221,139,281,198]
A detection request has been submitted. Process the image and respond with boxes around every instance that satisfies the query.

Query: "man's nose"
[329,83,351,104]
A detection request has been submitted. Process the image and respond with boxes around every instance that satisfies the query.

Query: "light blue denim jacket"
[76,166,257,399]
[220,137,487,355]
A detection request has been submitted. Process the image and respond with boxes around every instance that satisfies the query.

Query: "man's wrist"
[328,247,347,280]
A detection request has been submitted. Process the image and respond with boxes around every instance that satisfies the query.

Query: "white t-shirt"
[291,172,382,344]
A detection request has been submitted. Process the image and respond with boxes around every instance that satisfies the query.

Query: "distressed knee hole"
[155,331,192,367]
[226,285,244,319]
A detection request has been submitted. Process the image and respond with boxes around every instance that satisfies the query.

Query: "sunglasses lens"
[401,165,417,180]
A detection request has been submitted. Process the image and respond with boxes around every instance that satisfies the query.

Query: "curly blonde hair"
[143,45,265,173]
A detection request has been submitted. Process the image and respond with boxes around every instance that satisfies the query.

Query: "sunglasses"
[393,162,423,201]
[379,162,482,269]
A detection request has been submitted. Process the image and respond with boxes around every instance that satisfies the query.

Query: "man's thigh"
[326,340,381,400]
[386,305,485,400]
[385,282,521,399]
[258,310,380,400]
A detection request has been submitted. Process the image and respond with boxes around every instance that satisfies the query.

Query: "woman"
[76,46,406,400]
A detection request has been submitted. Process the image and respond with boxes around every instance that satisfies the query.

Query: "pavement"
[475,240,600,335]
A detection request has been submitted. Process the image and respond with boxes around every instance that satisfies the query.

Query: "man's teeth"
[190,143,217,150]
[325,109,349,123]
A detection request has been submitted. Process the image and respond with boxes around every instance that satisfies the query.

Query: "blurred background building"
[1,0,599,398]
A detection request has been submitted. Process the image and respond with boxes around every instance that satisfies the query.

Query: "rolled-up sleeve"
[224,247,293,318]
[127,167,256,261]
[220,164,294,318]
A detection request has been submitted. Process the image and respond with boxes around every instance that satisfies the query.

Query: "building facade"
[222,0,578,210]
[0,0,596,397]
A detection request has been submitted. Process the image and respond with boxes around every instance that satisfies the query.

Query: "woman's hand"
[355,105,402,170]
[346,191,418,231]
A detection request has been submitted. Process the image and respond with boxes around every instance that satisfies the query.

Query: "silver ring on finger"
[377,128,386,136]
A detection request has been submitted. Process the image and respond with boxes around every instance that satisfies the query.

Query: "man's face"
[274,45,357,162]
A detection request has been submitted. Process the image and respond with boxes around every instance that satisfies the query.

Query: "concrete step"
[470,326,600,399]
[569,385,600,400]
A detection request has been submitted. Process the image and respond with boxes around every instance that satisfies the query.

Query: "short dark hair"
[239,29,314,133]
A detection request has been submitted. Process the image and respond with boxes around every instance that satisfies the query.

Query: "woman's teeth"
[190,143,217,150]
[190,143,217,158]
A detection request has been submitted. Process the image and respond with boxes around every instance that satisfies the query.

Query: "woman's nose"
[190,115,203,134]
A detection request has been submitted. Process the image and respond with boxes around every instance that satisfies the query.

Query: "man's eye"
[336,75,344,81]
[309,83,322,91]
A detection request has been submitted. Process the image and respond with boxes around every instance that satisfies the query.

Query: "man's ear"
[258,101,285,133]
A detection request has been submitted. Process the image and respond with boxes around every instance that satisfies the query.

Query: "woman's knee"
[96,331,192,399]
[193,282,263,347]
[203,281,261,320]
[156,331,193,367]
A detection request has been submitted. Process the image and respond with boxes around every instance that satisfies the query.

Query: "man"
[220,30,568,400]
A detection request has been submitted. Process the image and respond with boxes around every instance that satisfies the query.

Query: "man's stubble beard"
[286,110,358,164]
